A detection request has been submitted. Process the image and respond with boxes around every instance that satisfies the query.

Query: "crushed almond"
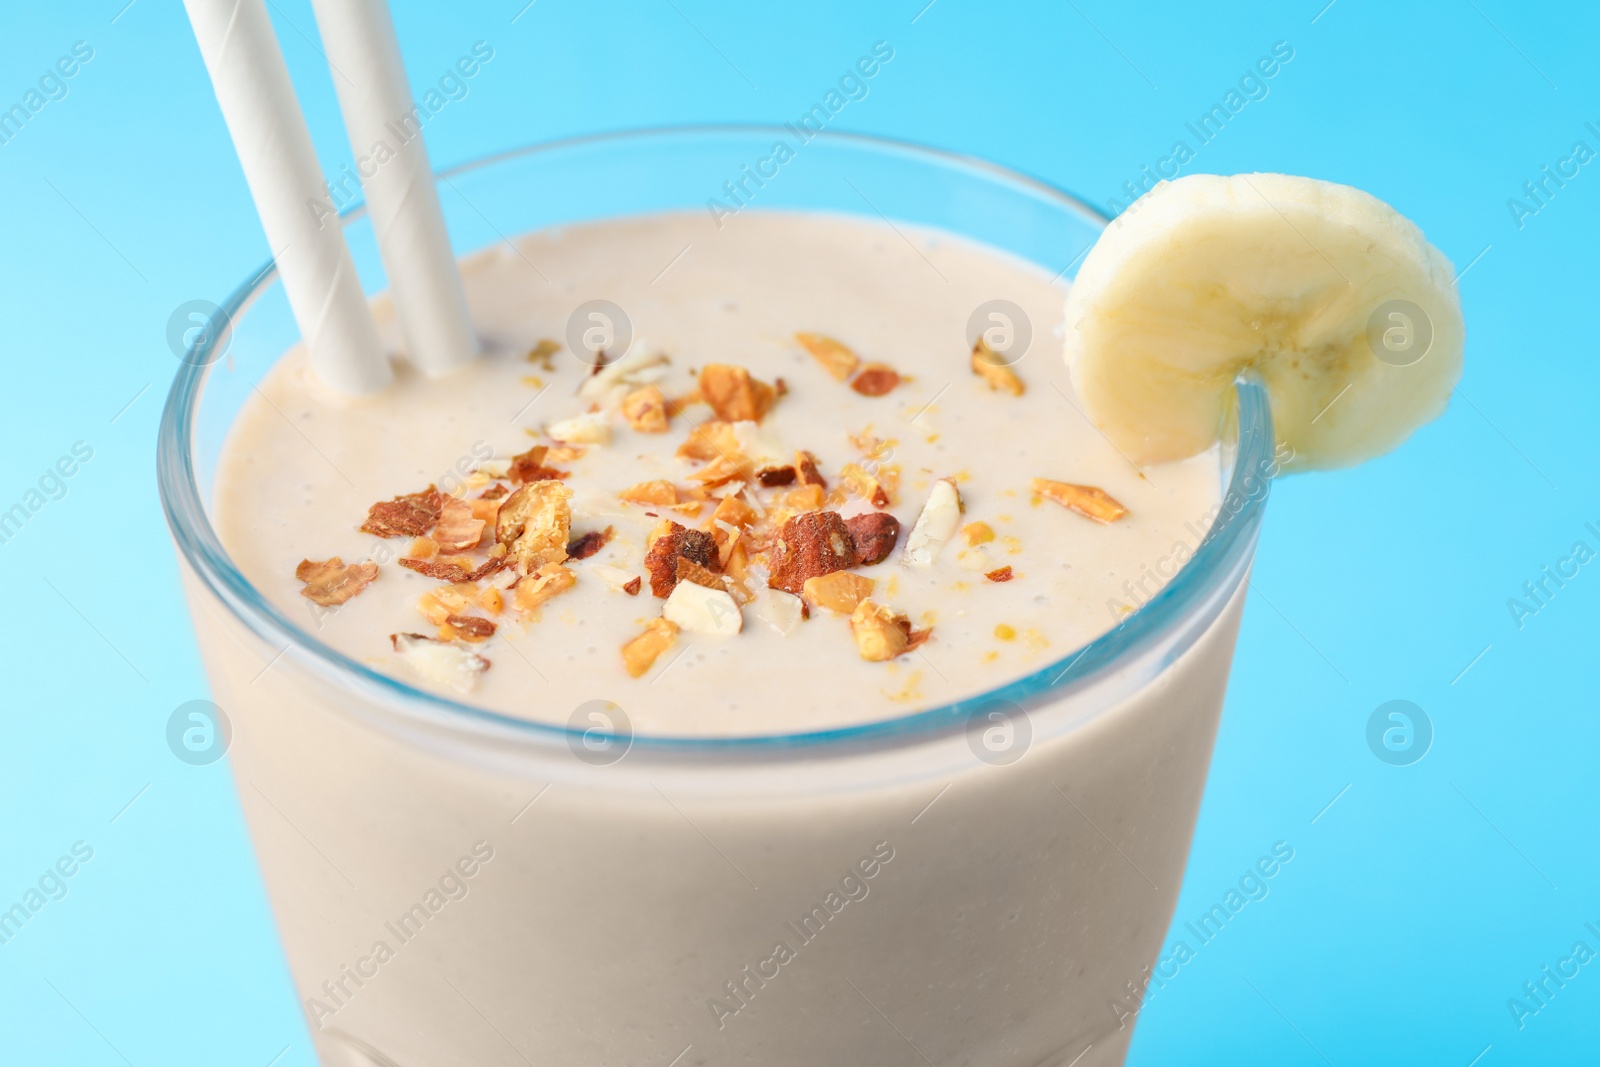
[662,579,743,637]
[623,576,642,596]
[699,364,777,423]
[971,339,1025,396]
[1032,479,1128,524]
[839,463,891,508]
[622,385,671,433]
[849,599,913,662]
[845,512,901,566]
[802,571,874,614]
[513,563,577,615]
[549,411,612,445]
[508,444,567,484]
[477,586,505,615]
[295,557,378,607]
[435,495,486,552]
[795,332,860,381]
[644,520,719,598]
[619,480,680,507]
[444,614,497,642]
[496,480,573,573]
[903,478,962,567]
[567,525,615,560]
[985,565,1014,583]
[795,450,826,487]
[360,487,442,539]
[757,465,796,487]
[767,511,858,594]
[782,483,826,513]
[408,536,439,559]
[851,363,901,397]
[389,632,490,693]
[677,420,741,462]
[399,557,475,581]
[622,617,679,678]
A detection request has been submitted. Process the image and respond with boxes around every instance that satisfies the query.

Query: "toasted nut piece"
[418,584,475,625]
[795,332,860,381]
[513,563,577,615]
[663,580,743,637]
[849,599,911,661]
[678,420,742,461]
[623,576,643,596]
[971,339,1025,396]
[962,521,995,546]
[622,617,679,677]
[622,385,671,433]
[477,586,505,615]
[445,614,497,642]
[985,565,1015,582]
[756,465,796,487]
[567,526,615,560]
[587,562,641,594]
[795,450,826,487]
[390,632,490,693]
[710,494,758,530]
[508,444,567,484]
[754,588,805,635]
[675,556,724,592]
[783,484,826,512]
[845,512,900,565]
[903,478,962,567]
[408,537,439,559]
[802,571,875,614]
[619,480,680,507]
[435,496,486,552]
[644,521,719,598]
[496,480,573,573]
[1032,479,1128,523]
[767,511,858,594]
[686,454,748,488]
[699,364,777,423]
[360,487,442,538]
[851,363,901,397]
[400,557,475,581]
[549,411,612,445]
[469,498,503,526]
[295,557,379,606]
[839,462,891,508]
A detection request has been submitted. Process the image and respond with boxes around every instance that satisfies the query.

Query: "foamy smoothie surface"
[216,211,1222,736]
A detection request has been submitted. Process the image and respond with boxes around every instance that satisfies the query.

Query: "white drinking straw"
[183,0,392,395]
[309,0,479,377]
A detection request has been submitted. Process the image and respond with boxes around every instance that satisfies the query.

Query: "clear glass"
[159,127,1272,1067]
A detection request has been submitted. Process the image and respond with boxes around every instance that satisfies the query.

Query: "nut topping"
[1032,479,1128,523]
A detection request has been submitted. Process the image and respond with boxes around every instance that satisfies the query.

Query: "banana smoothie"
[178,169,1461,1066]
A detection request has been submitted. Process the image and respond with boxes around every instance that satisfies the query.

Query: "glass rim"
[157,124,1273,760]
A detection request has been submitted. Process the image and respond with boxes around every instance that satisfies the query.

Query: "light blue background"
[1,2,1595,1064]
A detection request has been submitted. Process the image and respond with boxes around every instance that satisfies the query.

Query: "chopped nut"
[496,480,573,573]
[985,565,1015,582]
[408,536,439,559]
[644,521,719,598]
[686,454,748,488]
[767,511,858,594]
[849,599,916,662]
[435,495,486,552]
[399,557,475,581]
[845,512,901,566]
[903,478,962,567]
[839,463,891,508]
[757,465,796,487]
[622,617,679,678]
[795,450,826,487]
[477,586,505,615]
[513,563,577,615]
[622,385,671,433]
[465,555,513,582]
[675,556,724,592]
[295,557,378,606]
[619,480,680,507]
[478,483,510,500]
[699,364,777,423]
[567,526,615,560]
[623,576,642,596]
[360,487,442,538]
[445,614,497,642]
[549,411,612,445]
[851,363,901,397]
[795,332,860,381]
[754,588,805,635]
[677,420,742,461]
[1032,479,1128,523]
[587,562,641,594]
[710,494,758,531]
[469,497,503,526]
[962,521,995,546]
[663,579,743,636]
[802,571,875,614]
[508,444,567,484]
[390,632,490,693]
[782,484,826,513]
[971,339,1025,396]
[546,444,586,464]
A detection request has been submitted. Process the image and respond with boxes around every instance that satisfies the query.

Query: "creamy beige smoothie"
[217,211,1220,735]
[191,208,1252,1067]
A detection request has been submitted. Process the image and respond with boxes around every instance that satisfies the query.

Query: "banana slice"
[1064,173,1463,470]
